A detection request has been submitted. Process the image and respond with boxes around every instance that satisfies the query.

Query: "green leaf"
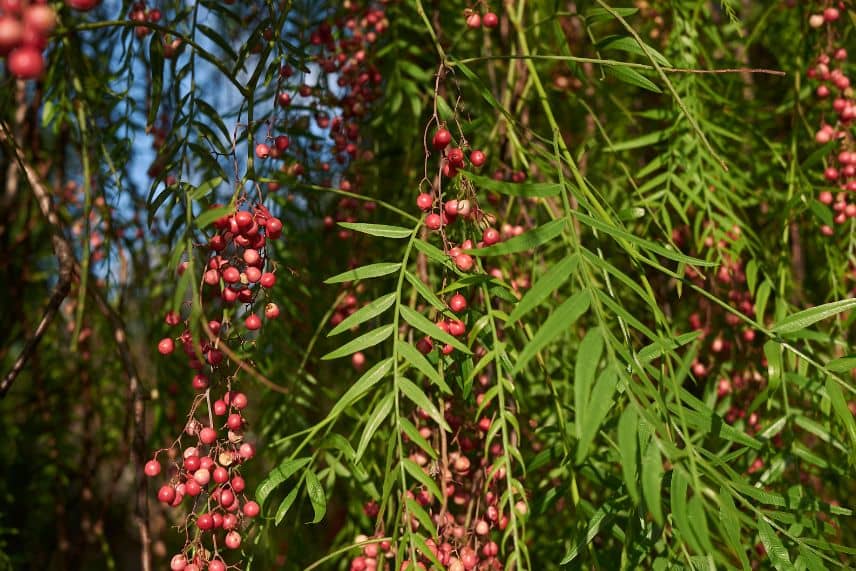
[642,439,664,525]
[147,37,164,127]
[597,35,672,67]
[194,205,233,229]
[826,356,856,373]
[321,324,393,360]
[405,271,447,311]
[575,212,715,266]
[324,263,401,284]
[771,298,856,334]
[325,358,393,419]
[825,378,856,448]
[461,171,562,198]
[274,486,299,525]
[574,328,604,438]
[606,65,662,93]
[671,470,701,553]
[511,291,590,375]
[256,457,311,509]
[337,222,412,239]
[304,470,327,524]
[398,341,450,394]
[719,488,750,570]
[405,498,437,538]
[398,377,451,432]
[355,392,394,463]
[758,518,793,570]
[188,175,224,200]
[584,6,638,24]
[764,340,783,393]
[576,368,618,464]
[607,130,669,153]
[329,293,396,336]
[402,458,443,502]
[508,254,577,322]
[412,238,452,265]
[399,306,470,354]
[637,332,701,364]
[618,407,640,504]
[467,218,566,256]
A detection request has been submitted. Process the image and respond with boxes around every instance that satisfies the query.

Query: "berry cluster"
[807,4,855,235]
[349,382,529,571]
[0,0,55,79]
[146,389,258,571]
[151,197,282,568]
[128,1,162,39]
[464,5,499,30]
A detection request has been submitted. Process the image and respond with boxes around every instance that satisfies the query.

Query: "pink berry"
[449,294,467,313]
[158,338,175,355]
[144,460,161,477]
[243,500,260,517]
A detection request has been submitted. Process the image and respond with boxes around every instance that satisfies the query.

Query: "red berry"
[432,128,452,150]
[255,143,271,159]
[67,0,101,10]
[213,466,229,484]
[275,135,290,151]
[197,513,214,531]
[455,254,474,272]
[170,554,187,571]
[192,374,209,391]
[0,17,24,56]
[225,530,242,550]
[199,427,217,445]
[231,392,248,409]
[157,485,176,504]
[231,475,246,492]
[449,294,467,313]
[208,560,226,571]
[416,193,433,210]
[239,442,255,460]
[483,12,499,28]
[245,314,262,330]
[144,460,161,477]
[227,413,244,430]
[469,150,486,167]
[425,213,442,230]
[219,489,236,507]
[260,272,276,288]
[265,302,280,319]
[483,227,500,245]
[158,338,175,355]
[242,500,260,517]
[466,13,481,28]
[213,400,227,415]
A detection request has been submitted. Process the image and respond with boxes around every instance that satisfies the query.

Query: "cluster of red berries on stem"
[0,0,56,79]
[350,377,529,571]
[146,389,258,571]
[128,1,162,39]
[807,5,855,235]
[151,191,284,567]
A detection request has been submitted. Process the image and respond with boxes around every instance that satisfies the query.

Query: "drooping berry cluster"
[151,197,283,569]
[807,5,855,235]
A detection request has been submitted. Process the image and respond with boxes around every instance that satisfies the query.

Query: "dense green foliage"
[1,1,855,570]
